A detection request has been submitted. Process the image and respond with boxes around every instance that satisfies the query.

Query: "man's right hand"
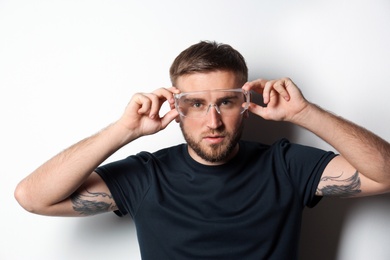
[117,87,180,141]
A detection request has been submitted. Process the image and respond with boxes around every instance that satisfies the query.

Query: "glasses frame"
[173,88,250,118]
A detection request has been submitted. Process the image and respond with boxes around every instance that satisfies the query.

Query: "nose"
[206,105,222,129]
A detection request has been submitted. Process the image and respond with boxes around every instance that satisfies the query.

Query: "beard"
[180,120,244,163]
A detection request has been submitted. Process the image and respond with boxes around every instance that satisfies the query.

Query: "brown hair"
[169,41,248,86]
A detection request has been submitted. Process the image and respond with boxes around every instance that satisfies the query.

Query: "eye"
[192,102,202,108]
[219,99,234,107]
[187,99,205,109]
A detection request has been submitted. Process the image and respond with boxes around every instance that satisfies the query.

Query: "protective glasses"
[174,88,250,118]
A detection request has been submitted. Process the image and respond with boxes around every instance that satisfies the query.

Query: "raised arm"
[242,78,390,197]
[14,87,180,216]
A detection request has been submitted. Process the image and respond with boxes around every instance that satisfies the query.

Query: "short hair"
[169,41,248,86]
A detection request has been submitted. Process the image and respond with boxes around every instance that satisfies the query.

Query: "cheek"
[181,117,203,127]
[225,116,243,129]
[180,119,200,133]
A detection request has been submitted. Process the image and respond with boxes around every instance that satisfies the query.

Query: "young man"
[15,41,390,259]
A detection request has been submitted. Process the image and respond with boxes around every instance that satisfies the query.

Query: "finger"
[243,79,275,104]
[167,86,181,94]
[153,87,181,105]
[267,89,279,108]
[142,93,162,119]
[135,93,154,116]
[163,87,180,112]
[141,87,180,119]
[242,79,268,93]
[273,79,290,101]
[262,80,278,104]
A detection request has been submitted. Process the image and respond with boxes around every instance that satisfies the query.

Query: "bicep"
[316,156,390,197]
[49,172,117,217]
[69,172,118,216]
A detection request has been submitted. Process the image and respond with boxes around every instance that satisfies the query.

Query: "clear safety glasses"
[174,88,250,118]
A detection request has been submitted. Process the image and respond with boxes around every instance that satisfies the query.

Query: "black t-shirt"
[96,139,336,259]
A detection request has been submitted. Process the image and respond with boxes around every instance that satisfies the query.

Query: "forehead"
[178,89,243,101]
[175,70,240,92]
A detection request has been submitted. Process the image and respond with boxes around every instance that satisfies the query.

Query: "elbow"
[14,181,41,214]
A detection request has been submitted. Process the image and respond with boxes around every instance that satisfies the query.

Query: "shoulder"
[111,144,186,164]
[239,138,294,156]
[152,143,186,156]
[240,138,336,169]
[114,144,189,172]
[267,138,335,160]
[95,144,185,177]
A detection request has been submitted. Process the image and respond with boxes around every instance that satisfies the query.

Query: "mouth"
[203,135,225,144]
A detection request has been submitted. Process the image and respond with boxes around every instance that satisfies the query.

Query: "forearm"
[15,121,135,213]
[293,103,390,184]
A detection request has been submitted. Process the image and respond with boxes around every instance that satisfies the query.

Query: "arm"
[242,78,390,197]
[295,103,390,197]
[14,87,180,216]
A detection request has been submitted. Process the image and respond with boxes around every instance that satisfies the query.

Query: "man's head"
[170,41,249,165]
[169,41,248,87]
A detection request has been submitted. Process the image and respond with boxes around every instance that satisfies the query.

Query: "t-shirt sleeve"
[95,153,152,218]
[277,139,337,208]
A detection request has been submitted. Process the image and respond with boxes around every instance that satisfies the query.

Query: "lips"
[203,135,225,144]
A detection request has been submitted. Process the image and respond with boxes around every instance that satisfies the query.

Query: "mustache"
[202,129,227,137]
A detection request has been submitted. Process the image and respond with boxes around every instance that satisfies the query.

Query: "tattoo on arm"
[317,170,361,197]
[70,189,116,216]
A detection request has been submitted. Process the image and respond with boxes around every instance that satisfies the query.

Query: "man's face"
[175,70,248,165]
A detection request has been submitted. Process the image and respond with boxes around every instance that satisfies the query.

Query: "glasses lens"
[175,89,249,118]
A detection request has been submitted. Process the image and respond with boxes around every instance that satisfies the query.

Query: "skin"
[175,71,247,165]
[14,71,390,217]
[242,78,390,197]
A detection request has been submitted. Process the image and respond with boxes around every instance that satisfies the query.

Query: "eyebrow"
[215,95,239,103]
[182,93,240,103]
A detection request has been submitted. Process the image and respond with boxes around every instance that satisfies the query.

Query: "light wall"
[1,1,389,259]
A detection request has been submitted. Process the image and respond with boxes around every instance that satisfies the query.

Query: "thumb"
[248,103,267,119]
[160,109,179,129]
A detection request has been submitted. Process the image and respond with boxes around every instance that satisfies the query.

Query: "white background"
[1,1,389,259]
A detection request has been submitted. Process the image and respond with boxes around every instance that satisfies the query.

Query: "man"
[15,41,390,259]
